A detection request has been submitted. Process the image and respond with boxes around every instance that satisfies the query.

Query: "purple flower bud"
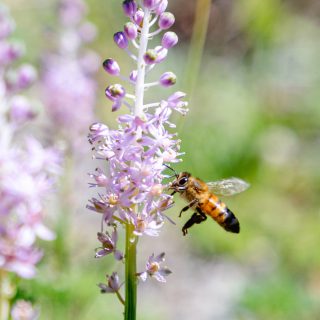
[159,71,176,87]
[98,272,122,293]
[111,100,122,112]
[168,91,186,103]
[130,70,138,83]
[113,32,128,49]
[155,46,168,63]
[0,42,23,65]
[124,22,138,40]
[102,59,120,76]
[142,0,160,9]
[122,0,137,17]
[105,84,126,102]
[143,49,158,65]
[133,9,144,26]
[15,64,37,89]
[161,31,178,49]
[158,12,175,30]
[155,0,168,15]
[9,96,36,125]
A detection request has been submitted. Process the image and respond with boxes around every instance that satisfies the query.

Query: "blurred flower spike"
[0,5,60,280]
[41,0,99,152]
[88,0,187,313]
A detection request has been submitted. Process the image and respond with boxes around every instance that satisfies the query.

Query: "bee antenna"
[163,164,178,177]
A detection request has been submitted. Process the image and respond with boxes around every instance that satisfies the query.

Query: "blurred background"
[6,0,320,319]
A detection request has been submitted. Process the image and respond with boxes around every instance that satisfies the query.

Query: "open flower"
[138,253,172,282]
[95,229,123,260]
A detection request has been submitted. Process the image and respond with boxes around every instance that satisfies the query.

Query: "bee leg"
[179,199,198,217]
[196,207,207,220]
[182,211,207,236]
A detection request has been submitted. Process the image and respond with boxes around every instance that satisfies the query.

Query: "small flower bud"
[0,42,24,65]
[113,31,128,49]
[142,0,160,9]
[124,22,138,40]
[98,272,122,293]
[158,12,175,30]
[159,71,176,87]
[122,0,137,17]
[130,70,138,82]
[161,31,178,49]
[155,46,168,63]
[168,91,186,103]
[155,0,168,15]
[15,64,37,89]
[105,84,126,101]
[102,59,120,76]
[9,96,36,125]
[143,49,157,65]
[133,9,144,26]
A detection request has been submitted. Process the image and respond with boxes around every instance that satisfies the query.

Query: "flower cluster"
[88,0,187,295]
[41,0,99,152]
[0,5,60,279]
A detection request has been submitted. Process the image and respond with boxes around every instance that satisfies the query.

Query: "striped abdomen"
[199,195,240,233]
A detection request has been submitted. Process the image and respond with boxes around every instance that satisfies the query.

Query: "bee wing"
[207,177,250,196]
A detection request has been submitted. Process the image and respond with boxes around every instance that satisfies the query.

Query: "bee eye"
[178,177,188,186]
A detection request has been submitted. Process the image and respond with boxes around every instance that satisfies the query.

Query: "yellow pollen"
[103,242,114,250]
[108,194,119,205]
[137,219,147,231]
[150,184,163,196]
[149,262,160,274]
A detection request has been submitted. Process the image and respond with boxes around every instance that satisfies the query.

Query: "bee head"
[169,172,191,193]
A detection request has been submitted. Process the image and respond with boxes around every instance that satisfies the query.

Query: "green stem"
[116,290,125,306]
[124,223,137,320]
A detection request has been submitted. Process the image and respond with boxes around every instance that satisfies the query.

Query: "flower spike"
[88,1,185,316]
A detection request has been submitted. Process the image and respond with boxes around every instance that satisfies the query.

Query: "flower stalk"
[134,8,151,117]
[124,223,137,320]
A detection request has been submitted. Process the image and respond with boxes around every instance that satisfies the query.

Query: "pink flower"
[138,253,172,282]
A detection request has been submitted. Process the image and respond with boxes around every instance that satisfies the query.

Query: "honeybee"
[167,167,249,236]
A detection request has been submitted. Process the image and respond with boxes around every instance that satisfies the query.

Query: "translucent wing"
[207,177,250,196]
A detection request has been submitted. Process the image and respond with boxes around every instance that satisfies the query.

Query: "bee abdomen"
[200,198,240,233]
[222,208,240,233]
